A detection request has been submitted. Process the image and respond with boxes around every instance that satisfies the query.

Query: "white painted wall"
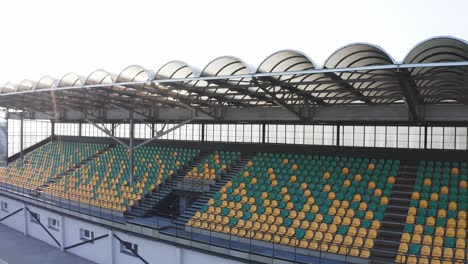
[64,217,112,264]
[113,230,178,264]
[26,205,62,248]
[0,196,25,233]
[0,194,245,264]
[181,249,245,264]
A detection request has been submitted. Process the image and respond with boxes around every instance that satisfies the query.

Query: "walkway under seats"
[396,161,468,264]
[45,145,199,212]
[0,142,107,191]
[185,151,241,181]
[188,152,400,259]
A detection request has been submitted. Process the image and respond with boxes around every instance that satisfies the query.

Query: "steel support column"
[336,125,340,146]
[20,114,24,166]
[129,110,134,184]
[397,71,421,122]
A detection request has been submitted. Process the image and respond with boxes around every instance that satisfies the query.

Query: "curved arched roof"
[0,36,467,121]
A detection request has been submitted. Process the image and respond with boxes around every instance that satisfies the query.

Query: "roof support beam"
[134,118,193,149]
[324,71,373,104]
[259,76,326,106]
[396,71,422,122]
[61,105,130,148]
[253,79,310,122]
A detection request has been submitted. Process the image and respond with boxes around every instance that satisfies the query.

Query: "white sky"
[0,0,467,85]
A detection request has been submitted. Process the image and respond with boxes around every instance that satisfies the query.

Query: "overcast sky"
[0,0,467,85]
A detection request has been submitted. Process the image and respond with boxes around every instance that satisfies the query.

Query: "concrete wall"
[0,194,245,264]
[26,205,63,248]
[0,195,24,233]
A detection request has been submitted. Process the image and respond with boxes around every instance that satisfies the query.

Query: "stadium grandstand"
[0,36,467,264]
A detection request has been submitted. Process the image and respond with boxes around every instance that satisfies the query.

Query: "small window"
[80,228,94,241]
[30,212,40,224]
[48,217,60,230]
[120,240,138,256]
[1,201,8,212]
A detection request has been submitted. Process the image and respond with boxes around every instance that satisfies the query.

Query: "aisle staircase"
[371,160,418,263]
[125,152,210,219]
[173,154,254,228]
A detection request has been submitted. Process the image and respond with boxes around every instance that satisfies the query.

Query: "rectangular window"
[48,217,60,230]
[80,228,95,241]
[1,201,8,212]
[120,240,138,256]
[30,212,40,224]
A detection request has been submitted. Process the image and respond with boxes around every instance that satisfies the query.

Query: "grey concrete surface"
[0,224,95,264]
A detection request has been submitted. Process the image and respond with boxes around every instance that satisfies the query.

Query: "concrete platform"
[0,224,95,264]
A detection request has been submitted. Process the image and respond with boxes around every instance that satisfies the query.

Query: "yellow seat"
[308,241,319,250]
[414,224,423,235]
[458,219,466,229]
[406,215,415,224]
[364,238,373,249]
[421,245,431,256]
[411,234,421,244]
[426,216,435,226]
[338,246,348,255]
[357,228,367,237]
[333,234,343,244]
[313,231,323,241]
[449,202,458,211]
[446,227,455,237]
[443,248,453,259]
[435,227,445,237]
[456,238,466,249]
[347,226,357,236]
[419,200,428,208]
[395,254,406,263]
[320,243,328,252]
[323,233,333,243]
[447,218,456,228]
[430,193,439,201]
[433,236,443,247]
[401,233,411,243]
[432,246,442,258]
[328,245,339,253]
[304,230,314,240]
[351,218,361,227]
[422,235,432,245]
[349,248,359,257]
[367,229,377,239]
[343,235,353,246]
[437,209,446,218]
[458,211,467,220]
[398,243,408,253]
[455,249,465,261]
[360,249,370,258]
[407,255,418,264]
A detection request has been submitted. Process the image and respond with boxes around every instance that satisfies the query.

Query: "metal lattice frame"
[1,37,468,124]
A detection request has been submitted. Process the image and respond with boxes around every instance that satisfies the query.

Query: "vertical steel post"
[336,125,340,146]
[20,114,24,166]
[262,123,266,144]
[129,110,134,184]
[201,123,205,142]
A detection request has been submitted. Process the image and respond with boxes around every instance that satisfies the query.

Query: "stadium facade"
[0,36,467,263]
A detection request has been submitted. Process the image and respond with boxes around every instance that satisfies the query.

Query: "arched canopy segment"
[17,79,36,92]
[258,50,355,105]
[404,37,468,103]
[1,82,17,94]
[113,65,171,105]
[324,43,402,104]
[198,56,257,106]
[154,61,197,101]
[257,50,320,105]
[36,76,57,90]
